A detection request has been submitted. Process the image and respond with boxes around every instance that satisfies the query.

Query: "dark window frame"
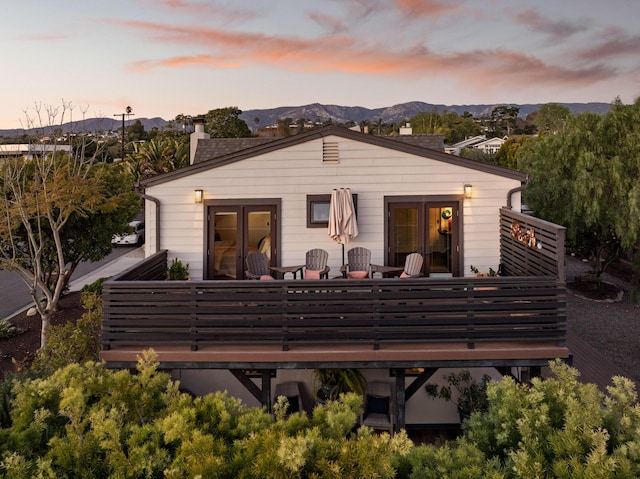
[307,194,357,228]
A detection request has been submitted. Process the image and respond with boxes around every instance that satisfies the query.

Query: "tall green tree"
[495,136,532,169]
[202,106,252,138]
[490,105,519,136]
[519,98,640,286]
[532,103,571,134]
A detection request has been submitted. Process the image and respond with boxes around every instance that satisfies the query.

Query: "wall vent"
[323,141,339,163]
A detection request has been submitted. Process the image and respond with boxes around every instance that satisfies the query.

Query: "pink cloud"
[128,55,242,72]
[393,0,460,17]
[116,19,615,94]
[146,0,256,23]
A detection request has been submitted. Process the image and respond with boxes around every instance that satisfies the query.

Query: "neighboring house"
[102,125,567,429]
[472,136,507,155]
[444,135,487,155]
[444,135,507,156]
[0,143,72,161]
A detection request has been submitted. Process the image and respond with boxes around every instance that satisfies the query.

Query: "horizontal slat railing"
[102,276,566,352]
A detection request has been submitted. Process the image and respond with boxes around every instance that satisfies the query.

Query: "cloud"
[116,19,614,95]
[577,28,640,62]
[307,12,347,35]
[148,0,256,24]
[393,0,461,17]
[128,55,242,72]
[512,8,587,40]
[17,33,72,42]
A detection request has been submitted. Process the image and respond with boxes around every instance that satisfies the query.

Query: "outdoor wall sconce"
[464,184,473,198]
[194,189,203,203]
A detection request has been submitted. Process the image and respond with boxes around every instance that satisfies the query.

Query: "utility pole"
[113,106,134,160]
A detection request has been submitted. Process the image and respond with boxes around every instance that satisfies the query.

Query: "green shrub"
[166,258,189,280]
[30,293,102,376]
[465,360,640,477]
[395,438,504,479]
[0,319,13,339]
[80,277,109,295]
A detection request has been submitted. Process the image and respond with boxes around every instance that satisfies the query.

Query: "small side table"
[371,264,404,278]
[269,265,305,279]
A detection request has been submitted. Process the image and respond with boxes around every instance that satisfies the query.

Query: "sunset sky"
[2,0,639,129]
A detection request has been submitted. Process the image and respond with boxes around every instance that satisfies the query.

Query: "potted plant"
[470,265,499,277]
[166,258,190,280]
[424,369,491,422]
[313,368,367,403]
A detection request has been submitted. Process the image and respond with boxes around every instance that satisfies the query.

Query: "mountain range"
[0,101,612,137]
[239,101,611,128]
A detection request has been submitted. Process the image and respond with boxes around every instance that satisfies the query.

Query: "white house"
[140,125,526,281]
[103,125,567,429]
[472,136,507,155]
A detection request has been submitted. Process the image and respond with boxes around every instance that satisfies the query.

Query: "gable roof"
[473,137,507,147]
[192,132,444,164]
[140,125,527,187]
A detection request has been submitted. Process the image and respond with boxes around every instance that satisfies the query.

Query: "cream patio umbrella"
[328,188,359,266]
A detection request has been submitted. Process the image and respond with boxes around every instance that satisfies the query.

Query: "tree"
[0,102,127,347]
[531,103,570,135]
[519,98,640,289]
[126,119,148,143]
[201,106,252,138]
[125,137,189,180]
[494,136,532,169]
[460,147,497,165]
[409,109,481,144]
[490,105,519,136]
[32,162,140,294]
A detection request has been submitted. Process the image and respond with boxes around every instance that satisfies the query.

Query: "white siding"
[146,135,521,280]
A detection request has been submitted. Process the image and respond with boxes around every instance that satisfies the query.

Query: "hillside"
[0,101,611,138]
[239,101,611,127]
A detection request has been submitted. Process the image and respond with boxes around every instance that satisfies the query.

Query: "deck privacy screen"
[499,207,566,281]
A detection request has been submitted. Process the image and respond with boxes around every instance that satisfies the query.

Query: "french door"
[387,198,461,277]
[206,203,278,279]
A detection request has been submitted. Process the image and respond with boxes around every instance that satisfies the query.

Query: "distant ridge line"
[0,101,612,137]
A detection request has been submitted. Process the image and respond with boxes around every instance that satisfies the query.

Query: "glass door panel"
[388,200,460,277]
[391,206,419,268]
[211,210,239,279]
[208,204,277,279]
[246,209,273,260]
[428,206,453,276]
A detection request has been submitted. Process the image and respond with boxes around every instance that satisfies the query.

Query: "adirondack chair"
[401,252,424,277]
[341,247,371,278]
[303,249,330,279]
[245,252,272,280]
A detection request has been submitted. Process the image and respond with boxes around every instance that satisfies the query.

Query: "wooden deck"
[101,341,570,370]
[101,251,568,370]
